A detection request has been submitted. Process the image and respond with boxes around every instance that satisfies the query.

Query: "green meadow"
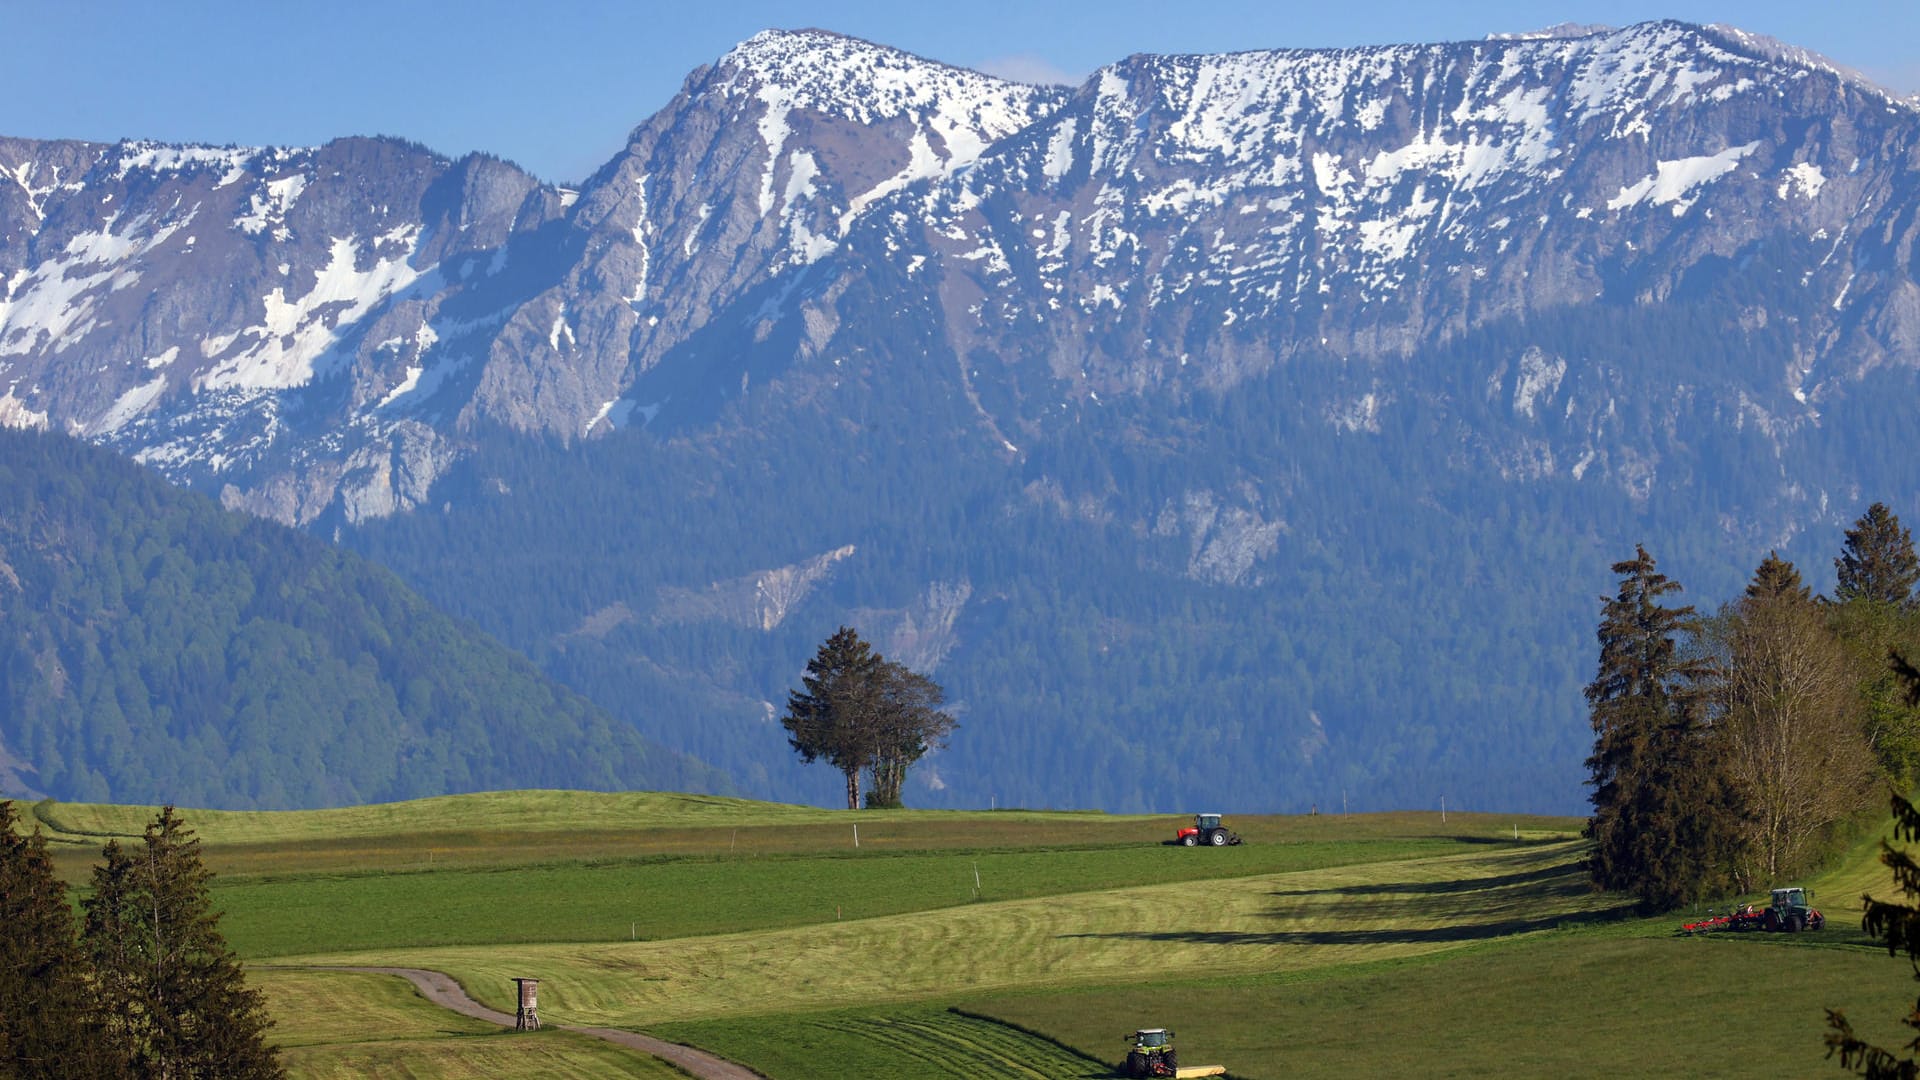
[22,792,1907,1079]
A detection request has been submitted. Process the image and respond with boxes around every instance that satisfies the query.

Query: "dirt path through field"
[325,966,767,1079]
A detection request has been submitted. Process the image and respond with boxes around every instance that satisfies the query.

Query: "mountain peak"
[712,28,1060,127]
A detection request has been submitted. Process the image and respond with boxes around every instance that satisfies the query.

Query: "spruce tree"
[782,628,887,809]
[81,807,283,1080]
[1836,503,1920,607]
[1747,550,1812,603]
[1585,545,1745,909]
[0,801,130,1080]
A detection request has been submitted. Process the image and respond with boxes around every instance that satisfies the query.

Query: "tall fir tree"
[782,627,887,810]
[1748,550,1812,603]
[1836,503,1920,608]
[0,801,131,1080]
[81,807,283,1080]
[1585,545,1746,909]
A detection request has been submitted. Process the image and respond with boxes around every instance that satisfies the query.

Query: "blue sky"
[3,0,1914,184]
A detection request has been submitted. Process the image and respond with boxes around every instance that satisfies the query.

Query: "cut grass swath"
[652,1006,1112,1080]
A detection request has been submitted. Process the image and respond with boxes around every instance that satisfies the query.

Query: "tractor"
[1760,886,1825,932]
[1175,813,1242,847]
[1122,1028,1178,1077]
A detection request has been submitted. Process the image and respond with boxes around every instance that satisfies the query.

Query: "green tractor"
[1122,1028,1178,1077]
[1760,886,1826,932]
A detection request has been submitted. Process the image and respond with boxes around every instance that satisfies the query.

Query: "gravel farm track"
[326,967,767,1080]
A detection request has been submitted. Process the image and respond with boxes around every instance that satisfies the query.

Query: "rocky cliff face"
[0,134,561,523]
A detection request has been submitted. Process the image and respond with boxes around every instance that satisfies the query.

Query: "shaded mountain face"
[3,23,1919,812]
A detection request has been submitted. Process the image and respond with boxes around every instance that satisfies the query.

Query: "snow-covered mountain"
[4,22,1919,811]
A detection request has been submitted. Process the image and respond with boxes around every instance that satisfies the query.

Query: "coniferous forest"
[0,428,726,808]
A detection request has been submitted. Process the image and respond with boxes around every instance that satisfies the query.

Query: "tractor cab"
[1771,887,1808,908]
[1132,1029,1172,1049]
[1196,814,1223,832]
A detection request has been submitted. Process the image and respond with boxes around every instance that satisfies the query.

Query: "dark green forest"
[0,427,725,808]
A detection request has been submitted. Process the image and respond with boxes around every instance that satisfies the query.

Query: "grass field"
[20,789,1905,1078]
[286,839,1626,1025]
[210,835,1488,957]
[954,923,1900,1079]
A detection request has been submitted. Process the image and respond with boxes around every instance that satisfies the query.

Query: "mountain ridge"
[3,22,1919,812]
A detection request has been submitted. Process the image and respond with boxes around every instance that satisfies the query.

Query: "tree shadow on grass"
[1061,905,1628,947]
[1267,860,1585,898]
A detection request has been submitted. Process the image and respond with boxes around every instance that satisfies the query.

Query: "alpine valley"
[3,22,1918,812]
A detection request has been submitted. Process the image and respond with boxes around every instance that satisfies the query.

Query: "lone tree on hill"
[1836,503,1920,608]
[82,806,283,1080]
[782,627,957,809]
[0,801,131,1080]
[1585,544,1745,910]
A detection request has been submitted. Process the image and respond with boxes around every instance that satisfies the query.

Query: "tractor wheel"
[1181,834,1198,847]
[1762,909,1780,932]
[1789,913,1805,933]
[1165,1049,1178,1071]
[1210,829,1229,846]
[1126,1050,1146,1077]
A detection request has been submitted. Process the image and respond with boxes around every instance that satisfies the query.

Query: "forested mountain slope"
[0,428,726,807]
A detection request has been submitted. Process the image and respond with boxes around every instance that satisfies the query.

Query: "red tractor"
[1175,813,1242,847]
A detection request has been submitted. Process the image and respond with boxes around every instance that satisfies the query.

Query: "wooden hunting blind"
[513,977,540,1031]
